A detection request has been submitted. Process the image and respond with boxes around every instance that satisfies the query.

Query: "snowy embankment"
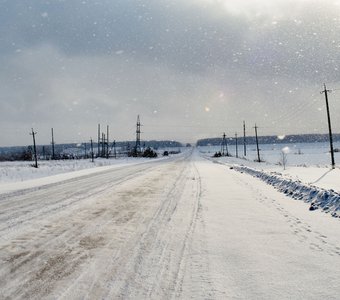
[232,165,340,218]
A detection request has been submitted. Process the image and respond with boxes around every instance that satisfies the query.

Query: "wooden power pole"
[243,121,247,156]
[90,138,94,162]
[30,128,38,168]
[321,83,335,169]
[135,115,141,155]
[98,124,100,158]
[254,124,261,162]
[107,125,109,159]
[113,140,116,159]
[235,133,238,158]
[51,128,55,160]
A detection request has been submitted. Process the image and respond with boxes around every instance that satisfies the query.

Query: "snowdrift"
[233,165,340,218]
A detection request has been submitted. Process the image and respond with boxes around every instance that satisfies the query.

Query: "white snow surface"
[0,156,168,194]
[0,149,339,299]
[233,165,340,218]
[199,144,340,218]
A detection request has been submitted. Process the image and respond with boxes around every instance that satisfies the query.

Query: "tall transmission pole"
[51,128,55,160]
[221,132,226,156]
[102,132,105,157]
[113,140,116,159]
[106,125,109,159]
[235,133,238,158]
[321,83,335,169]
[42,146,46,160]
[30,128,38,168]
[135,115,141,155]
[90,138,94,162]
[254,124,261,162]
[220,134,223,154]
[243,121,247,156]
[97,124,100,158]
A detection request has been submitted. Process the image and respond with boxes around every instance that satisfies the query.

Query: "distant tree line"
[0,140,183,162]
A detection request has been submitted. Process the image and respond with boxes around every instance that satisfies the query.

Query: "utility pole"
[90,138,94,162]
[84,142,87,159]
[107,125,109,159]
[321,83,335,169]
[254,124,261,162]
[113,140,116,158]
[51,128,55,160]
[235,133,238,158]
[102,132,105,157]
[221,132,226,156]
[243,121,247,156]
[135,115,141,156]
[30,128,38,168]
[98,124,100,158]
[220,135,223,154]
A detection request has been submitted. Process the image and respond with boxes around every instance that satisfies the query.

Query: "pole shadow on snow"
[309,169,334,185]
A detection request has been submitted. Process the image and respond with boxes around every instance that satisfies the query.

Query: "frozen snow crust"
[233,165,340,218]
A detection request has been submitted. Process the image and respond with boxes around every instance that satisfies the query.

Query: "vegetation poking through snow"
[234,166,340,218]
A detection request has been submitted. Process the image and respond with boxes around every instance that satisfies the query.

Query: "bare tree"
[280,146,289,170]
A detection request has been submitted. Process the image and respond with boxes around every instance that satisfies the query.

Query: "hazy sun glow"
[1,0,340,145]
[193,0,340,19]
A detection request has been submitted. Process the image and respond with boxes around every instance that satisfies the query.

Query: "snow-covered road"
[0,151,339,299]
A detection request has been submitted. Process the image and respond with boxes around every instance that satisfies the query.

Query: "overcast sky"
[1,0,340,146]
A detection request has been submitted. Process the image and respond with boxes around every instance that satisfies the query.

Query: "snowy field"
[199,141,340,167]
[199,142,340,218]
[0,154,174,184]
[0,158,135,183]
[199,142,340,189]
[0,148,339,299]
[0,150,183,194]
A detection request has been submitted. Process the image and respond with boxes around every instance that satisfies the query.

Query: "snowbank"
[0,157,171,195]
[233,165,340,218]
[0,156,171,184]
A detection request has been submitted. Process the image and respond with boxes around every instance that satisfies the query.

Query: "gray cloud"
[1,0,340,146]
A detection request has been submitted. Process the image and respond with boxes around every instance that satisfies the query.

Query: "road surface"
[0,150,339,299]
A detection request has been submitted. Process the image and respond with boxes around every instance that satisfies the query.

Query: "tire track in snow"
[0,162,164,242]
[94,154,205,299]
[108,158,191,298]
[0,158,189,299]
[0,152,218,299]
[23,153,196,299]
[144,160,203,299]
[171,160,215,300]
